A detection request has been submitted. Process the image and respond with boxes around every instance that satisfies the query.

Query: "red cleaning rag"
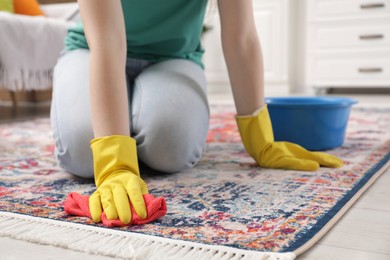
[64,192,167,227]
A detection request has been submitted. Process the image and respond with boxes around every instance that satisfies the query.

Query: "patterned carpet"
[0,104,389,259]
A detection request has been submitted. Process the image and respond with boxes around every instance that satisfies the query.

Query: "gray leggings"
[50,49,209,178]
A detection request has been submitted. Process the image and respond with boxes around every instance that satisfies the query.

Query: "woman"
[50,0,342,225]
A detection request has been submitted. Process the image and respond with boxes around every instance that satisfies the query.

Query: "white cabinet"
[253,1,289,83]
[304,0,390,92]
[203,0,291,96]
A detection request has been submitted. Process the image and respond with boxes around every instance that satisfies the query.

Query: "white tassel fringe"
[0,212,295,260]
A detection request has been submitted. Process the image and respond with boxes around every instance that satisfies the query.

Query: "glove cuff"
[90,135,139,187]
[235,105,274,158]
[235,104,267,118]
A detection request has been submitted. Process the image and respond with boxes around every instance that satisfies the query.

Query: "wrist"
[235,104,267,118]
[91,135,140,187]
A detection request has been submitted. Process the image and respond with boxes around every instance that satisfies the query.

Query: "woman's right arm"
[78,1,148,224]
[78,0,129,138]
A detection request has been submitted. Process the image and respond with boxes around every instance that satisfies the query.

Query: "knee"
[55,142,94,178]
[136,117,208,173]
[138,141,204,174]
[52,123,94,178]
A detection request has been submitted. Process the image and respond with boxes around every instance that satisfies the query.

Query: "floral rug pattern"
[0,105,389,253]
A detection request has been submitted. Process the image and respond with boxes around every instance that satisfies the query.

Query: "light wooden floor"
[0,92,389,260]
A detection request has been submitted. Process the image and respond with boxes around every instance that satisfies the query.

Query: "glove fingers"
[283,142,316,158]
[89,192,102,223]
[127,181,147,220]
[311,152,343,168]
[283,142,343,168]
[101,188,118,220]
[113,186,132,224]
[277,157,320,171]
[140,179,149,194]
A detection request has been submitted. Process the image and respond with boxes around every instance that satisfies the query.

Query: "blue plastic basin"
[265,97,358,151]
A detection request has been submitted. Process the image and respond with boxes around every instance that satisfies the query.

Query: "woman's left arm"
[217,0,264,116]
[217,0,344,171]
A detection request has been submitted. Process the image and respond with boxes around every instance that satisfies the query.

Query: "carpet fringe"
[0,212,295,260]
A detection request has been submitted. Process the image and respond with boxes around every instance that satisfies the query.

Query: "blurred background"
[0,0,389,121]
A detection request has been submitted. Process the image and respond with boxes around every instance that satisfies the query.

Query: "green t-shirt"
[64,0,208,68]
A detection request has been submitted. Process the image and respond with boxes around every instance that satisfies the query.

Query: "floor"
[0,92,389,260]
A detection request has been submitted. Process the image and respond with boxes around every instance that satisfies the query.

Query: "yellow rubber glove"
[235,105,343,171]
[89,135,148,224]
